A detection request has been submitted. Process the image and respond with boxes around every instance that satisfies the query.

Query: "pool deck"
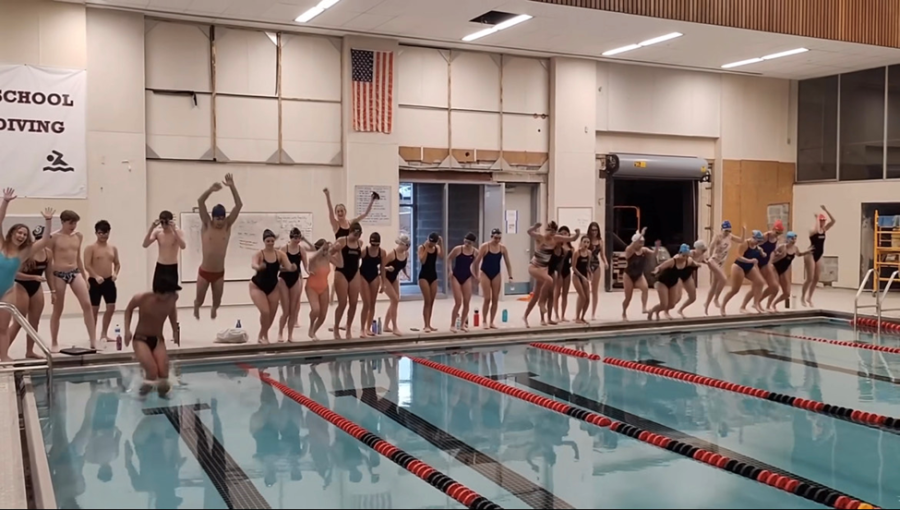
[1,284,887,364]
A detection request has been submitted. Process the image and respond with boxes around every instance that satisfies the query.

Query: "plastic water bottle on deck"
[115,325,122,351]
[377,317,383,334]
[473,309,480,327]
[371,319,377,334]
[502,309,508,323]
[455,317,462,330]
[236,319,242,329]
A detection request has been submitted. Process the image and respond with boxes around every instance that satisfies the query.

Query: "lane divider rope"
[530,342,900,432]
[239,363,503,510]
[402,354,878,510]
[853,317,900,336]
[742,328,900,355]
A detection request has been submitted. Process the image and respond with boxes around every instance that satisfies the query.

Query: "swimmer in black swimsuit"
[123,273,181,398]
[802,206,835,307]
[552,226,575,323]
[768,231,812,311]
[472,228,513,329]
[447,233,478,332]
[277,228,309,343]
[333,222,364,339]
[572,236,593,324]
[740,220,783,313]
[674,240,708,318]
[585,221,609,321]
[359,232,385,338]
[621,228,654,320]
[418,232,442,332]
[648,245,698,320]
[250,230,296,344]
[719,230,767,316]
[523,221,580,327]
[324,187,379,304]
[9,225,53,359]
[382,234,411,335]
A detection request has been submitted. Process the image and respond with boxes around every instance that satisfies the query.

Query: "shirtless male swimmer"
[84,220,121,342]
[123,272,180,398]
[194,173,242,319]
[143,210,186,293]
[49,210,98,352]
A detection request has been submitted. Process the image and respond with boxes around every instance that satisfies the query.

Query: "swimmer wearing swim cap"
[332,222,364,339]
[766,230,811,311]
[381,234,412,334]
[742,221,785,312]
[359,231,386,338]
[648,240,700,321]
[277,227,306,343]
[622,226,654,320]
[195,173,243,320]
[474,228,513,328]
[803,205,835,307]
[447,232,480,331]
[720,227,769,316]
[705,220,746,315]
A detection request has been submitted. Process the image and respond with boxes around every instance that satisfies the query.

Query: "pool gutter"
[21,376,56,510]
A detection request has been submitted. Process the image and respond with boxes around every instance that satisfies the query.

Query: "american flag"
[351,48,394,133]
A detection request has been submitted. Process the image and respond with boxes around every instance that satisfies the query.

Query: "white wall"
[793,181,900,289]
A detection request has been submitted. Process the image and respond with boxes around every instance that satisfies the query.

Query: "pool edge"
[22,377,57,510]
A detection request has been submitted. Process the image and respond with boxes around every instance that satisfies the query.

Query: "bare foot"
[278,333,285,343]
[450,326,457,333]
[461,325,468,332]
[704,304,710,316]
[720,306,727,317]
[392,328,403,336]
[523,316,530,328]
[90,340,98,350]
[755,305,766,314]
[0,356,13,363]
[211,307,218,320]
[258,337,269,345]
[193,306,200,320]
[308,327,318,341]
[663,312,672,320]
[738,307,747,314]
[677,310,686,319]
[333,329,342,340]
[540,320,547,326]
[360,330,369,338]
[489,323,498,329]
[25,352,42,360]
[622,313,628,321]
[102,335,113,343]
[50,343,60,353]
[713,299,721,308]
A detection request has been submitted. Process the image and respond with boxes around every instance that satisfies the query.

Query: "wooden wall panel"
[534,0,900,48]
[720,159,795,267]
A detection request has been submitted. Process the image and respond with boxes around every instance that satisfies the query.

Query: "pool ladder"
[854,268,900,341]
[0,302,54,405]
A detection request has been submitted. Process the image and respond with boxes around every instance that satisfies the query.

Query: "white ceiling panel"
[84,0,900,80]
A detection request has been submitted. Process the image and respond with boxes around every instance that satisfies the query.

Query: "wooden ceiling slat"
[532,0,900,48]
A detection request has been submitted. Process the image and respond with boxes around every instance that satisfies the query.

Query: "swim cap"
[818,213,827,221]
[773,219,784,231]
[397,233,411,246]
[370,232,381,243]
[465,232,477,242]
[491,228,502,236]
[290,227,301,238]
[558,225,570,234]
[752,230,764,241]
[350,221,363,234]
[678,243,690,254]
[632,233,643,243]
[262,229,276,240]
[428,232,439,243]
[722,220,732,230]
[211,204,227,218]
[786,231,797,240]
[32,225,44,240]
[694,240,707,250]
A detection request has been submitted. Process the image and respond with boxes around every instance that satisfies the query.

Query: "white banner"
[0,65,87,199]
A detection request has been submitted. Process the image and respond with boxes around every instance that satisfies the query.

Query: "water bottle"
[371,319,377,334]
[115,325,122,351]
[455,317,462,330]
[236,319,242,329]
[377,317,383,334]
[502,309,508,323]
[175,321,181,347]
[473,309,480,327]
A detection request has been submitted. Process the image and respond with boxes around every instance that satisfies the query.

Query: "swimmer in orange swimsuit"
[306,239,341,340]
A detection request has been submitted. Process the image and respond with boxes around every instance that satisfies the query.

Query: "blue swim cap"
[786,231,797,240]
[211,204,227,218]
[752,230,764,241]
[679,243,690,254]
[722,220,732,230]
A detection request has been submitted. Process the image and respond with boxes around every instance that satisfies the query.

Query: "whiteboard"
[557,207,593,234]
[1,215,63,240]
[180,212,313,282]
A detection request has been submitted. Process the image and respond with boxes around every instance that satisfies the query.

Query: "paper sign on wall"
[0,65,87,198]
[505,209,518,234]
[355,185,391,225]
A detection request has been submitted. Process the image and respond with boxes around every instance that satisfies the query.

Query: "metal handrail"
[0,302,53,403]
[876,270,900,341]
[854,269,875,328]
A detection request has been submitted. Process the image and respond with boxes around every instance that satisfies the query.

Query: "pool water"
[34,321,900,509]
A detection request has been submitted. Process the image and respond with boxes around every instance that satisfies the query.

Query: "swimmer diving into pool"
[194,173,243,320]
[123,273,180,398]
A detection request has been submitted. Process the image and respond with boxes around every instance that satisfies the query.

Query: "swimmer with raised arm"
[194,173,242,319]
[143,210,185,291]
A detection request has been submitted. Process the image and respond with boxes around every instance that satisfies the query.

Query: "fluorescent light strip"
[721,47,808,69]
[295,0,341,23]
[601,32,682,57]
[461,14,532,42]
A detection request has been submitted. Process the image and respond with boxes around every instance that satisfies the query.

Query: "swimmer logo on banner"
[0,65,87,199]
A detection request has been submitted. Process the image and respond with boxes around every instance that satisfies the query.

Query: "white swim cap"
[396,233,411,246]
[632,233,644,242]
[694,240,707,250]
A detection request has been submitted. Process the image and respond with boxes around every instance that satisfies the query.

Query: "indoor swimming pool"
[33,320,900,509]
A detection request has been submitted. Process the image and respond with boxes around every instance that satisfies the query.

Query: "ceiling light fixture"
[462,14,532,42]
[721,47,809,69]
[295,0,341,23]
[601,32,683,57]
